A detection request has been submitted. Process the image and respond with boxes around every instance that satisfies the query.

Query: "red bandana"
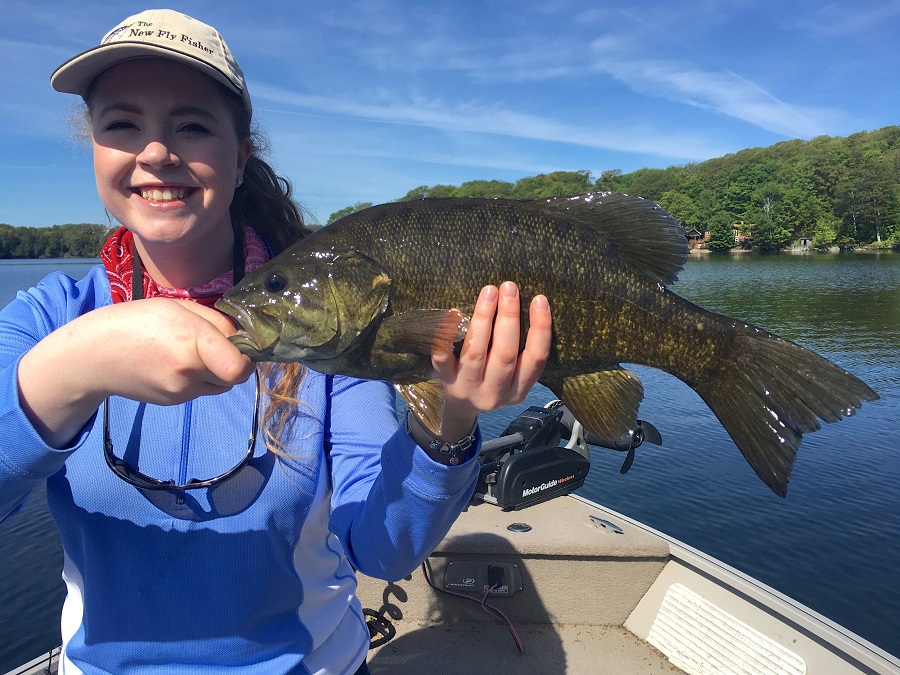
[100,226,269,307]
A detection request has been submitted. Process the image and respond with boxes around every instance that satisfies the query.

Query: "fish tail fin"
[693,330,879,497]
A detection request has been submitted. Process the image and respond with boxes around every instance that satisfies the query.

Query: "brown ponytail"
[232,157,308,254]
[221,89,311,254]
[220,88,312,453]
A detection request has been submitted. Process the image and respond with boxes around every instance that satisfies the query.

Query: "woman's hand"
[17,298,254,448]
[431,281,552,443]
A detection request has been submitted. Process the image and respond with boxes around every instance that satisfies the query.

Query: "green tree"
[752,220,792,251]
[722,179,755,220]
[41,227,65,258]
[327,202,373,225]
[751,196,792,251]
[707,211,736,251]
[776,186,818,239]
[454,180,513,198]
[511,170,594,199]
[811,215,839,248]
[0,223,110,259]
[13,228,39,258]
[0,224,16,258]
[399,185,456,200]
[613,168,672,202]
[595,169,623,192]
[834,181,862,245]
[658,190,699,228]
[854,159,899,243]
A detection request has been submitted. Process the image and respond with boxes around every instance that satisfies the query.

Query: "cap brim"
[51,42,244,99]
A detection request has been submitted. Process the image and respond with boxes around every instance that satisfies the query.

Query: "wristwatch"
[405,410,477,466]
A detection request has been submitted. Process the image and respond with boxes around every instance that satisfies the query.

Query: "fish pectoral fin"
[379,310,469,354]
[395,380,445,436]
[546,367,644,441]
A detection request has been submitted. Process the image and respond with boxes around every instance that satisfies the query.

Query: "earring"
[236,174,244,188]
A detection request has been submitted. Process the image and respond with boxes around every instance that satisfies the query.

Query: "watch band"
[405,410,476,466]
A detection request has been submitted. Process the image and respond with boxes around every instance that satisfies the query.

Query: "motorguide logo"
[521,473,576,498]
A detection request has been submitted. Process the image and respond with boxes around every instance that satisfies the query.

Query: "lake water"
[0,254,898,670]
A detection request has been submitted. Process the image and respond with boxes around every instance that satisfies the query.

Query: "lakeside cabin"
[733,221,755,245]
[686,228,709,249]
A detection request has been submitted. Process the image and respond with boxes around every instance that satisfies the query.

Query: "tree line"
[329,125,900,252]
[0,223,111,259]
[5,127,898,258]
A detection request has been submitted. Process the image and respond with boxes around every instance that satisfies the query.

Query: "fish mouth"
[215,297,251,330]
[226,331,263,355]
[215,298,279,356]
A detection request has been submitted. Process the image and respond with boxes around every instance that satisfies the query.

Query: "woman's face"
[89,59,250,260]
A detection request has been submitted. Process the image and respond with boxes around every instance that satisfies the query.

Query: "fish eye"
[263,272,288,293]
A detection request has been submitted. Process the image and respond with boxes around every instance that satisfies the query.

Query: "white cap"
[51,9,251,116]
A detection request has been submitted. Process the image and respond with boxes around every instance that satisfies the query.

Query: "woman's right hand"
[17,298,255,448]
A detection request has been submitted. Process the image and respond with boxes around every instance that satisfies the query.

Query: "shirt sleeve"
[0,269,106,521]
[325,375,480,581]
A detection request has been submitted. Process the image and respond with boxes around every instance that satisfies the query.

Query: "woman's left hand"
[430,281,552,443]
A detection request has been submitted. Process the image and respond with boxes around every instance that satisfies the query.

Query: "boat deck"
[368,620,676,673]
[357,496,681,673]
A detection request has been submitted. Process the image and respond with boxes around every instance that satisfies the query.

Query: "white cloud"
[588,40,846,139]
[798,0,900,36]
[254,84,725,161]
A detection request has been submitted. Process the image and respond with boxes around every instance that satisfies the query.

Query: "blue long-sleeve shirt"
[0,265,480,674]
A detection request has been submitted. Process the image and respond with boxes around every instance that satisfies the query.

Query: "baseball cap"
[51,9,251,116]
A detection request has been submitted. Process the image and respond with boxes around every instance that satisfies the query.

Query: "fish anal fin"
[379,310,469,355]
[546,367,644,440]
[395,379,445,436]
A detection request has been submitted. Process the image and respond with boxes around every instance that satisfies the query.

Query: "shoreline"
[688,246,897,256]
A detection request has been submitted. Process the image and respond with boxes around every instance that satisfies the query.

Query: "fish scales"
[217,193,879,497]
[322,199,667,371]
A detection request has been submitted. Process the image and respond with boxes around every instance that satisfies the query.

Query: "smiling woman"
[0,8,552,675]
[86,59,250,288]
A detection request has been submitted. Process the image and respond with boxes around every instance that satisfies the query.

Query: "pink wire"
[421,562,525,653]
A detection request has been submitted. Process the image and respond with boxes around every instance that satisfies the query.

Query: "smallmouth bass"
[216,193,878,497]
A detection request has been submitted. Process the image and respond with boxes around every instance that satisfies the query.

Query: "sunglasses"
[104,369,261,491]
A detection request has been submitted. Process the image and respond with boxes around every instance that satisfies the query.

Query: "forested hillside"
[330,126,900,251]
[0,223,110,259]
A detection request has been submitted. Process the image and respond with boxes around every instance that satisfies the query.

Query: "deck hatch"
[647,583,807,675]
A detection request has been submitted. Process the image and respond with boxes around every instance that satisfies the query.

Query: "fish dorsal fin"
[536,193,688,286]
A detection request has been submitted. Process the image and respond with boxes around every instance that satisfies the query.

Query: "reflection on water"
[0,254,898,669]
[679,254,900,359]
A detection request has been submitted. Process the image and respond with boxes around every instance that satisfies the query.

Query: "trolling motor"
[472,401,663,511]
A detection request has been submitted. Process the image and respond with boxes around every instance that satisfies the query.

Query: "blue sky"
[2,0,898,228]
